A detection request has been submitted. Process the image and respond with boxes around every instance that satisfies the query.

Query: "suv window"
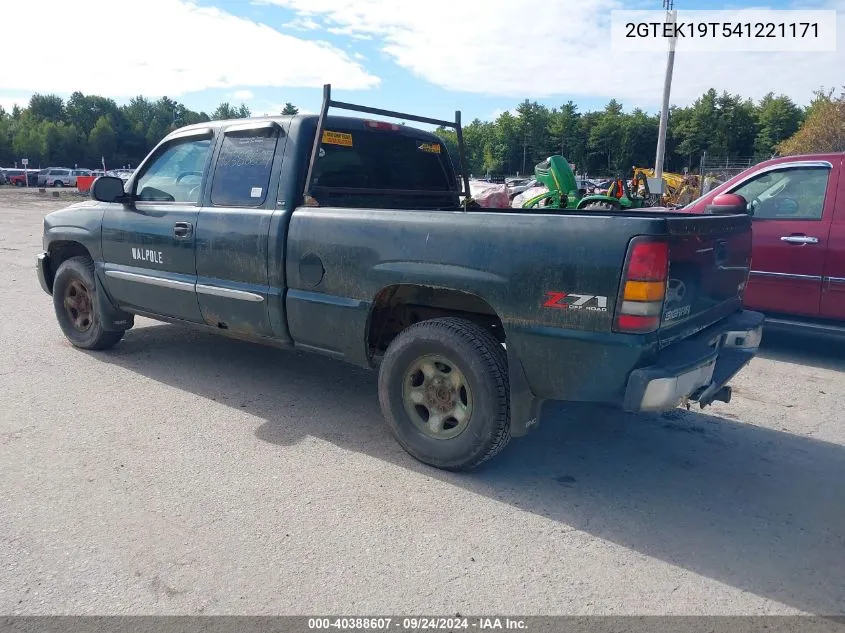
[135,136,212,203]
[732,167,830,220]
[311,128,458,209]
[210,127,278,207]
[49,169,61,175]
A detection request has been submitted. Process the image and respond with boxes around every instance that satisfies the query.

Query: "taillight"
[364,120,400,131]
[614,238,669,333]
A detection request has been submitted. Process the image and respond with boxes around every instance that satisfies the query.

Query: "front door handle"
[174,222,193,238]
[780,235,819,245]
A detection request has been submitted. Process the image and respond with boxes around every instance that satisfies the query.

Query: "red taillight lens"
[627,241,669,281]
[614,238,669,334]
[365,120,400,131]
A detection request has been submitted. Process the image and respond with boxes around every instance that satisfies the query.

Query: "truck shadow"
[756,329,845,372]
[92,322,844,615]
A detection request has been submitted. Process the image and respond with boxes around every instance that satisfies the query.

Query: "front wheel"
[378,317,511,470]
[52,256,124,350]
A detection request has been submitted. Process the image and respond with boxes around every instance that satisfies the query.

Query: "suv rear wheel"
[378,317,511,470]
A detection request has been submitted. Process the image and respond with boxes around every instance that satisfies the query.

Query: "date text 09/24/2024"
[307,618,527,630]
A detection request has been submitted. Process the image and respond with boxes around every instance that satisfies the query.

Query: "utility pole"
[654,0,677,183]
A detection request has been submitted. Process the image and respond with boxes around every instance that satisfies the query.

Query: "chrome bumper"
[36,252,52,295]
[623,310,765,412]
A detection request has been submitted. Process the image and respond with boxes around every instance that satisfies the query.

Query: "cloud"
[0,0,379,100]
[264,0,845,107]
[284,16,321,30]
[489,108,520,120]
[232,90,255,100]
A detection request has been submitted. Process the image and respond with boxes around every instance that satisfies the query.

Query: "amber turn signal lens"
[624,280,666,302]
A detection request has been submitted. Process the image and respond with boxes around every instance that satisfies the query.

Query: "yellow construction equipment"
[632,167,702,207]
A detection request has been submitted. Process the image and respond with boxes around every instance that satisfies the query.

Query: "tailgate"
[659,213,752,342]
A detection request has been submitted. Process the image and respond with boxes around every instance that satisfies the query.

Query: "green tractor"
[575,173,656,210]
[520,156,583,210]
[521,155,659,211]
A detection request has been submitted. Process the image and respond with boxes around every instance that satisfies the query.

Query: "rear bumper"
[623,310,764,412]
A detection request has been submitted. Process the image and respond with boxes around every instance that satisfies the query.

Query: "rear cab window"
[310,124,459,209]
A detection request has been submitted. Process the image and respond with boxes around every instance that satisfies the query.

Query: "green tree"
[281,102,299,115]
[88,116,118,164]
[588,99,625,171]
[754,93,802,158]
[28,94,65,122]
[778,88,845,155]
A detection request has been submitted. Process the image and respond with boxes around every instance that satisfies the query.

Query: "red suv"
[685,153,844,334]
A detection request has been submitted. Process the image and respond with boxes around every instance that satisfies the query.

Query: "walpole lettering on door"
[131,247,164,264]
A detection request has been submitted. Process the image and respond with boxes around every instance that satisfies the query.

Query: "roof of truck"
[171,114,443,140]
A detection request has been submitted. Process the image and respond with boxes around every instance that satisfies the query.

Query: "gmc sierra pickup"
[685,153,845,336]
[36,86,765,470]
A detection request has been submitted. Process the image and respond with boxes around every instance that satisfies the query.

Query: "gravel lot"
[1,187,843,616]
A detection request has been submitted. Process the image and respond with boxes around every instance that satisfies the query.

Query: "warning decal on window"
[418,142,441,154]
[322,130,353,147]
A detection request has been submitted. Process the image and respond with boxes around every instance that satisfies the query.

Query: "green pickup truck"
[36,86,764,470]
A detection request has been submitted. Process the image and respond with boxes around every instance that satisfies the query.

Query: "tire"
[52,256,124,350]
[54,180,63,188]
[15,181,23,187]
[580,200,618,211]
[378,317,511,470]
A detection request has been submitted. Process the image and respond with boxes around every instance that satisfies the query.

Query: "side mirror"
[91,176,129,203]
[704,193,747,215]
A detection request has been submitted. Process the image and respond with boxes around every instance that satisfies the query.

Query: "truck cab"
[685,154,845,333]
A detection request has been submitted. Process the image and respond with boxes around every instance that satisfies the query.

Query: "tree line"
[435,87,845,178]
[1,87,842,175]
[0,92,300,169]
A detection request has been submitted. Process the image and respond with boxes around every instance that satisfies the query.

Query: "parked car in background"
[6,169,38,186]
[38,168,75,187]
[0,170,8,185]
[684,153,844,335]
[106,169,133,183]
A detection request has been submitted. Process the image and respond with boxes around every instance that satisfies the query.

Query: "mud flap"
[94,268,134,332]
[507,346,544,437]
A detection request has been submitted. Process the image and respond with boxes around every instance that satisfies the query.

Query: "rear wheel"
[378,317,511,470]
[54,180,63,188]
[52,256,124,350]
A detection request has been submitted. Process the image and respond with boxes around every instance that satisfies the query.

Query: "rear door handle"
[173,222,193,238]
[780,235,818,244]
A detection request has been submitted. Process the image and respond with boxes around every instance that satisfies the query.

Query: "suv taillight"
[614,237,669,334]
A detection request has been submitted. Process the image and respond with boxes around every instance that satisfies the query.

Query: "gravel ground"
[1,187,843,616]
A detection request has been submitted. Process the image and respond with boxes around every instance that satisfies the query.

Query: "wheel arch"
[366,283,543,437]
[45,241,93,293]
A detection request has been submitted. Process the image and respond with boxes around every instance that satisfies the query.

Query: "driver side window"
[135,137,212,203]
[732,167,829,221]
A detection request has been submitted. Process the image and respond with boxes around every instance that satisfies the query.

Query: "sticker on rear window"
[250,187,263,198]
[322,130,353,147]
[418,142,441,154]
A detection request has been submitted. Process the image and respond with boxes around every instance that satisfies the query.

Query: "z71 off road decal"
[544,292,608,312]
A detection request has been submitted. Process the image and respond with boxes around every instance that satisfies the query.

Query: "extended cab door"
[194,121,287,336]
[821,158,845,320]
[101,127,215,322]
[728,161,837,317]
